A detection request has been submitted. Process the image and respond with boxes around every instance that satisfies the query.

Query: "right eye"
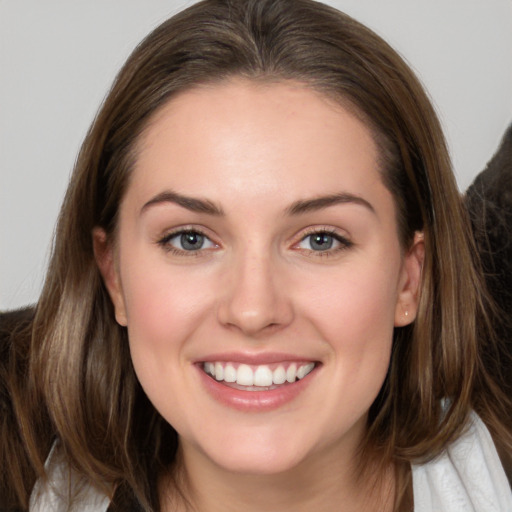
[158,229,216,254]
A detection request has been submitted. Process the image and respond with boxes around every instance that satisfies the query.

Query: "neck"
[160,440,396,512]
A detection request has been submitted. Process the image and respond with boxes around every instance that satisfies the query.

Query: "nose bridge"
[217,242,293,336]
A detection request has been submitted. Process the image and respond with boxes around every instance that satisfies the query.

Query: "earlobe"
[394,231,425,327]
[92,227,128,326]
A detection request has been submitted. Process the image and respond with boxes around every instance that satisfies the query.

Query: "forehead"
[129,79,383,205]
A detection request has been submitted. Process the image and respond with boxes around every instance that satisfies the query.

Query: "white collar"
[412,410,512,511]
[29,442,110,512]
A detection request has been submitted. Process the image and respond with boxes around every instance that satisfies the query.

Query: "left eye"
[297,232,348,252]
[163,230,216,251]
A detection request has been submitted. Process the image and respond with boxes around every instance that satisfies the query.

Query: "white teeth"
[297,362,315,379]
[203,361,316,386]
[254,365,273,387]
[214,362,224,381]
[273,365,286,385]
[224,364,237,383]
[236,364,254,386]
[286,363,297,383]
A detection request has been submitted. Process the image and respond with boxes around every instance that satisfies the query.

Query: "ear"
[394,231,425,327]
[92,227,128,326]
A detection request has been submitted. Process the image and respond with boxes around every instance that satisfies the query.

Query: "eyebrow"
[141,190,225,216]
[286,193,375,216]
[140,190,374,217]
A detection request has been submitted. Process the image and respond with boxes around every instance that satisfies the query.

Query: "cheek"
[303,262,398,342]
[118,251,216,375]
[298,261,399,395]
[117,255,218,429]
[121,251,210,327]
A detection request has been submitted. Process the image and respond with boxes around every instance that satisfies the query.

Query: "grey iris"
[181,232,204,250]
[310,233,333,250]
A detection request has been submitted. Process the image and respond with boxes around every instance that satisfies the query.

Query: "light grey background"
[1,0,511,309]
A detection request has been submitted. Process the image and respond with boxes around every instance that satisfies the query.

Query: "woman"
[2,0,511,510]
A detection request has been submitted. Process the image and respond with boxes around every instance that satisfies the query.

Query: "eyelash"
[156,227,353,258]
[157,227,216,256]
[295,228,353,257]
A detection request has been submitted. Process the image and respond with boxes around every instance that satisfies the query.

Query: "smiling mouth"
[202,361,316,391]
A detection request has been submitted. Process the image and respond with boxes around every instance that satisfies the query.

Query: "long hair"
[7,0,510,510]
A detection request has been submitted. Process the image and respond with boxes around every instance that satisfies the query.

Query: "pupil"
[181,232,203,250]
[311,234,333,250]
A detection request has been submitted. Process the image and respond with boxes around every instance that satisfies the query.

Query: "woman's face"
[96,79,423,476]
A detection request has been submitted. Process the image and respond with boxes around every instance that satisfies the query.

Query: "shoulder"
[0,306,35,385]
[465,123,512,343]
[0,306,35,379]
[0,306,38,508]
[412,411,512,512]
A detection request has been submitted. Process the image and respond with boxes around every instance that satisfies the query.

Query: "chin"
[184,423,315,476]
[211,445,308,476]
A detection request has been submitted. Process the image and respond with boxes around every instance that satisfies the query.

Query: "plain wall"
[1,0,511,309]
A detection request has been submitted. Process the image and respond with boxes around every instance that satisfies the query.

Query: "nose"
[217,249,294,337]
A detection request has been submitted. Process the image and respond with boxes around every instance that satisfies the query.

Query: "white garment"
[412,411,512,511]
[29,445,110,512]
[30,412,511,511]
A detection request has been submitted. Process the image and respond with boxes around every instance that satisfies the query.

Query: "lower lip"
[196,365,317,412]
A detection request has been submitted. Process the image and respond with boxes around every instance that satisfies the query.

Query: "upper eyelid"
[292,227,353,251]
[158,225,215,242]
[293,226,351,242]
[157,228,218,256]
[155,225,352,248]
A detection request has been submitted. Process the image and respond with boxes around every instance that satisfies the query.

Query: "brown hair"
[5,0,511,510]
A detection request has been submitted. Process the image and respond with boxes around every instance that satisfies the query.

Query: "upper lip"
[196,352,319,365]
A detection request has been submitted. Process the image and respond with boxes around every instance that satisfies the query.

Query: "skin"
[94,79,423,511]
